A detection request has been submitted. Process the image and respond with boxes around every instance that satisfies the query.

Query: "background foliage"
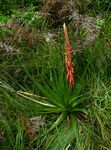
[0,0,111,150]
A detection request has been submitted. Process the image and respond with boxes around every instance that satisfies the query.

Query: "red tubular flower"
[63,23,75,88]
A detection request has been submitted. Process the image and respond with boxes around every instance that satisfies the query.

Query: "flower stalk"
[63,23,75,88]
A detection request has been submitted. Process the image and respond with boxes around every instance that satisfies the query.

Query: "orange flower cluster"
[63,23,75,88]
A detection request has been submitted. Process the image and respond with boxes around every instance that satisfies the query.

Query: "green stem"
[44,113,65,135]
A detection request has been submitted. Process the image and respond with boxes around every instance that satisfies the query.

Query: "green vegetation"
[0,0,111,149]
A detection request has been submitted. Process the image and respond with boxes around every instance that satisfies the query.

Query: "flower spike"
[63,23,75,88]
